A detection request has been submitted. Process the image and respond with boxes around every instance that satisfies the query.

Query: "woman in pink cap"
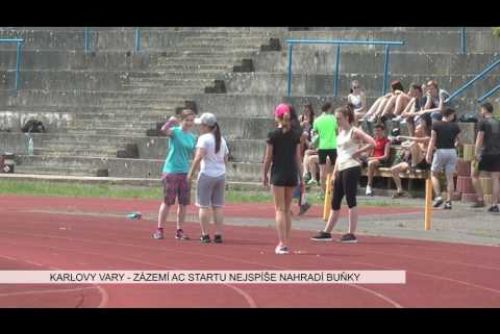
[262,103,304,254]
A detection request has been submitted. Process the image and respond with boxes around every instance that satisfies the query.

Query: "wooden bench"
[361,146,429,191]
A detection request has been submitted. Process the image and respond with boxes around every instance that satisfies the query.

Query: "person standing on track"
[187,112,229,243]
[262,103,304,254]
[153,109,196,241]
[311,105,375,243]
[426,108,461,210]
[313,102,338,199]
[470,102,500,213]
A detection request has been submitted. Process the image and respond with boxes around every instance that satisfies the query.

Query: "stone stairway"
[1,27,498,184]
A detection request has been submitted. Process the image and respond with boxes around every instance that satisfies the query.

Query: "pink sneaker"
[152,228,164,240]
[175,229,190,240]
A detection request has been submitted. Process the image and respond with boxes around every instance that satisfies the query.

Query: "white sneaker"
[275,245,289,255]
[365,185,373,196]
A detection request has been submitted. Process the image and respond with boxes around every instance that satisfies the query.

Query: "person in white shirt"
[188,112,229,244]
[347,80,367,122]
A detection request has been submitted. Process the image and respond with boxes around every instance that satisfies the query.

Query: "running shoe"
[443,201,452,210]
[488,205,499,213]
[152,228,164,240]
[200,234,211,243]
[275,245,289,255]
[311,231,333,241]
[299,202,312,216]
[175,229,190,240]
[214,234,223,243]
[339,233,358,243]
[433,197,444,208]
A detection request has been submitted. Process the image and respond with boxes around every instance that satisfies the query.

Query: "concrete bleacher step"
[126,78,214,87]
[32,147,119,157]
[14,166,99,177]
[14,155,263,181]
[253,50,500,76]
[61,127,149,136]
[2,27,496,184]
[147,72,224,79]
[283,30,500,53]
[154,64,234,72]
[223,72,500,98]
[123,86,205,95]
[0,90,193,108]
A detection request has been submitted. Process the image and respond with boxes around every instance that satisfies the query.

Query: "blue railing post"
[135,28,141,52]
[0,38,24,91]
[461,27,466,55]
[333,45,341,97]
[84,27,89,53]
[15,41,22,91]
[287,43,293,96]
[382,45,390,95]
[285,39,404,97]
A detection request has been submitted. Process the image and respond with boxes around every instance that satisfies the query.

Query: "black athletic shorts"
[479,154,500,172]
[318,149,337,165]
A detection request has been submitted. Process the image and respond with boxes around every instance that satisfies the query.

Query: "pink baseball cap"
[274,103,290,118]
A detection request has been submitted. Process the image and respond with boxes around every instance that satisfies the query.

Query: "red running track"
[1,195,500,308]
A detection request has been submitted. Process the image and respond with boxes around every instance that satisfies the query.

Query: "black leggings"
[331,166,361,211]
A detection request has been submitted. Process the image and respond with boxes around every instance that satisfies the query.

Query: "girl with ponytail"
[262,103,304,255]
[188,113,229,243]
[312,104,375,244]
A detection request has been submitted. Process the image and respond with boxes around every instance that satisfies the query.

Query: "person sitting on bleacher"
[378,84,417,123]
[395,83,426,136]
[414,80,451,122]
[389,122,431,198]
[347,80,367,123]
[361,80,405,123]
[364,124,391,196]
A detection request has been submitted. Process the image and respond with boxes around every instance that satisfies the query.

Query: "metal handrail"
[460,27,466,54]
[84,27,90,52]
[135,28,141,52]
[445,57,500,103]
[477,84,500,103]
[0,38,24,91]
[286,39,404,97]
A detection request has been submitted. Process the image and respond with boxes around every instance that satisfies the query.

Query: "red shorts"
[162,173,190,206]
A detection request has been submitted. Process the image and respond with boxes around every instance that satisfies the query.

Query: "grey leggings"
[196,173,226,208]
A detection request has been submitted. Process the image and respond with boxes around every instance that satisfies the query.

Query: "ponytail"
[346,103,355,124]
[336,104,355,125]
[212,122,221,154]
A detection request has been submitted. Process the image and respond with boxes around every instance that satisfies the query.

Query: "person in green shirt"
[313,102,338,195]
[153,109,196,241]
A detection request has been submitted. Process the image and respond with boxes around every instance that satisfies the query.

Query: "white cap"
[194,112,217,127]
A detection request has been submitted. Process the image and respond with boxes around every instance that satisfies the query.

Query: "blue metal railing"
[84,27,90,53]
[460,27,466,54]
[0,38,24,91]
[135,28,141,52]
[445,57,500,104]
[286,39,404,97]
[477,84,500,103]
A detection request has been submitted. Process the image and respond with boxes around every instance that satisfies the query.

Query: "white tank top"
[336,127,361,171]
[348,94,362,109]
